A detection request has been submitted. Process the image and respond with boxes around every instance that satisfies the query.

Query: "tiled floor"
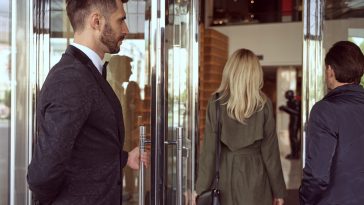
[278,130,302,189]
[278,130,301,205]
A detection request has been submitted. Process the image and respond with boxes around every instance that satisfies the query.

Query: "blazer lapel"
[65,46,124,143]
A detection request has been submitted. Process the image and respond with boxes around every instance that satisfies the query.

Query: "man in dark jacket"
[27,0,148,204]
[299,41,364,205]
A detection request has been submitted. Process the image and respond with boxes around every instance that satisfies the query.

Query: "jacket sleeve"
[196,99,217,194]
[299,102,337,205]
[121,150,129,168]
[261,100,287,198]
[27,69,91,203]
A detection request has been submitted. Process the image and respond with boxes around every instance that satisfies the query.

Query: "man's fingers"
[140,151,150,168]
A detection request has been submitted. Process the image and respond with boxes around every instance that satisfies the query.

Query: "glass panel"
[348,28,364,86]
[144,0,198,204]
[302,0,364,165]
[50,0,70,68]
[302,0,324,167]
[38,1,198,205]
[211,0,303,25]
[208,0,364,26]
[105,39,149,204]
[165,0,197,204]
[125,0,146,34]
[166,1,187,203]
[0,0,11,203]
[11,0,32,203]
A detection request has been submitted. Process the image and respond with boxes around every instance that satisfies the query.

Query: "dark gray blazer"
[27,46,128,205]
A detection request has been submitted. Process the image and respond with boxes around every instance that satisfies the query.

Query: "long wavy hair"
[215,48,266,124]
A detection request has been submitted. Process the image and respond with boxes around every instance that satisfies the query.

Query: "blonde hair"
[215,48,266,124]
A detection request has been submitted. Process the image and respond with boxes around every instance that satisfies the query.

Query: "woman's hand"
[191,191,197,205]
[273,198,284,205]
[184,191,197,205]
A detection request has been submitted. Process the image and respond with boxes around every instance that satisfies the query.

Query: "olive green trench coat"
[196,97,287,205]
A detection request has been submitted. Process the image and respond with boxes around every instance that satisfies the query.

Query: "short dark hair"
[66,0,128,32]
[325,41,364,84]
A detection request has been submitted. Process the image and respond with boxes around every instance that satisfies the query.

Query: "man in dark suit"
[299,41,364,205]
[27,0,148,204]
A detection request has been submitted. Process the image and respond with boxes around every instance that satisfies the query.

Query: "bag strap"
[212,93,222,189]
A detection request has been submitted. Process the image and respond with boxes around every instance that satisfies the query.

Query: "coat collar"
[324,84,364,100]
[65,45,124,143]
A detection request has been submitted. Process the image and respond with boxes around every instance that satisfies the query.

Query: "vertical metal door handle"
[139,126,147,205]
[176,127,183,205]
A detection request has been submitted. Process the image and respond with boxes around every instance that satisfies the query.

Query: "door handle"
[139,125,151,205]
[176,127,183,205]
[163,127,184,205]
[139,126,184,205]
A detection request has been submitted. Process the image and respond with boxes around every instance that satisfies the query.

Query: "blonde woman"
[195,49,286,205]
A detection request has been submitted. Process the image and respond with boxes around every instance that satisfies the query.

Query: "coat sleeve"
[196,99,217,194]
[261,100,287,198]
[27,68,91,203]
[121,150,129,168]
[299,102,337,205]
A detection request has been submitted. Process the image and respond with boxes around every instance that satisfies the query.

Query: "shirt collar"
[71,42,103,74]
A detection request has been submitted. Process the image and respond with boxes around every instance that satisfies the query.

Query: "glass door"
[140,0,199,204]
[30,0,199,204]
[106,0,199,204]
[302,0,364,166]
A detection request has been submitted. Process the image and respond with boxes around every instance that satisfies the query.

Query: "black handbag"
[196,93,222,205]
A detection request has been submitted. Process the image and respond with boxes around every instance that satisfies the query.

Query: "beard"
[100,23,123,54]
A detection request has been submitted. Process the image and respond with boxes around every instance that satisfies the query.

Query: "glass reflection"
[302,0,324,168]
[348,30,364,86]
[0,0,11,203]
[165,0,196,204]
[106,39,149,204]
[302,0,364,167]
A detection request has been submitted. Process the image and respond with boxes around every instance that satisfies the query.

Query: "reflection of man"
[299,41,364,205]
[279,90,301,160]
[107,55,137,201]
[107,55,133,102]
[125,81,142,148]
[125,81,142,200]
[27,0,148,204]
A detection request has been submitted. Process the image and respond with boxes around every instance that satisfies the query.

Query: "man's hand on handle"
[127,147,150,170]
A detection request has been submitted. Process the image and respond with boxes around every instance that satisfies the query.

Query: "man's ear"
[327,65,335,78]
[90,12,103,31]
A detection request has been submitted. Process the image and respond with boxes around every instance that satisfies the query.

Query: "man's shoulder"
[310,99,333,116]
[49,54,89,78]
[54,51,86,68]
[41,56,93,94]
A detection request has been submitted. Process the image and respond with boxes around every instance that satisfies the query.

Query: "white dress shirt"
[71,43,103,74]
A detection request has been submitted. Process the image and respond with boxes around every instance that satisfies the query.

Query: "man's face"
[100,0,129,54]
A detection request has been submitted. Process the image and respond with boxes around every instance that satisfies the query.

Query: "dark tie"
[102,61,109,79]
